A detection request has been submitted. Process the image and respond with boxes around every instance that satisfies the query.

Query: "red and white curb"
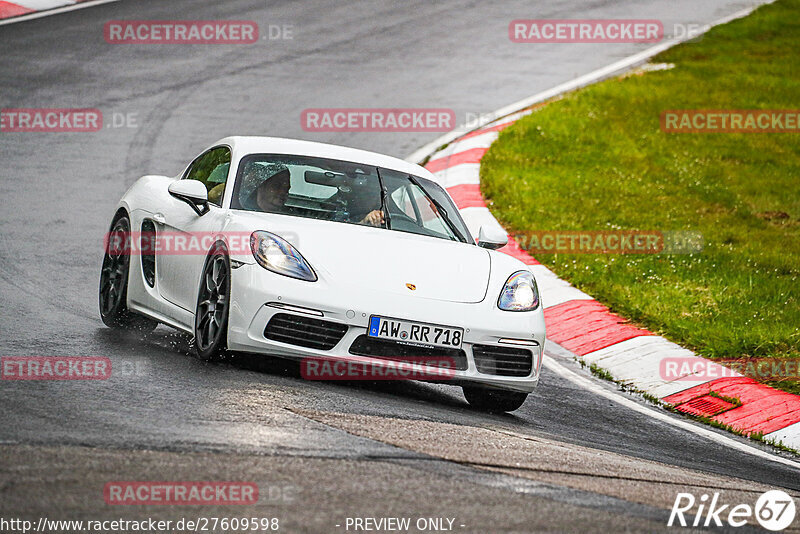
[0,0,111,23]
[408,2,799,453]
[419,108,800,453]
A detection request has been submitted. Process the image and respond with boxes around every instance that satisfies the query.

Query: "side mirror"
[168,180,209,216]
[477,225,508,250]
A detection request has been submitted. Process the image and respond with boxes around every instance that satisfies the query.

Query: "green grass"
[589,363,615,382]
[480,0,800,394]
[707,390,742,408]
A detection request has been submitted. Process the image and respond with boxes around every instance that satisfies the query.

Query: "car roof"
[214,136,436,180]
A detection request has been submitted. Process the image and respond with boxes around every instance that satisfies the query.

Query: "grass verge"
[481,0,800,394]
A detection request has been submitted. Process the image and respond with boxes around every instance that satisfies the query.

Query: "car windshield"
[230,154,472,243]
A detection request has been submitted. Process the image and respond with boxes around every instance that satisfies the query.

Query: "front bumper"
[227,264,545,393]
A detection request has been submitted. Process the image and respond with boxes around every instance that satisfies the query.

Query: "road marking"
[542,354,800,471]
[0,0,117,26]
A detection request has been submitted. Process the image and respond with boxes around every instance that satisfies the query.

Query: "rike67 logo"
[669,490,796,530]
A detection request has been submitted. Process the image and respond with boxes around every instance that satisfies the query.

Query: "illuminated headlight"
[250,231,317,281]
[498,271,540,311]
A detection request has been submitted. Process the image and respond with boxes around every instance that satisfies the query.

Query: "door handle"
[153,213,166,224]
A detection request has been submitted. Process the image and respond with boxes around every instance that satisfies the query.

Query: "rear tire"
[99,213,158,332]
[462,386,528,413]
[193,243,231,361]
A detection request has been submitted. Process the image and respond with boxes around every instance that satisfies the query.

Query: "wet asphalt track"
[1,0,798,531]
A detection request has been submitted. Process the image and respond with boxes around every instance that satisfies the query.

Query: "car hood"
[232,212,491,303]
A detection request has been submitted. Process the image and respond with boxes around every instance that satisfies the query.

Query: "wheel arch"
[108,206,130,228]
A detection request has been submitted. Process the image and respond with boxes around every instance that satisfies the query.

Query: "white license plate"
[367,315,463,349]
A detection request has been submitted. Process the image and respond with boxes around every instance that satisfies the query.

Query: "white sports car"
[99,137,545,412]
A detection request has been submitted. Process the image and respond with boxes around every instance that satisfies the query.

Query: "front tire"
[99,213,157,332]
[462,386,528,413]
[194,244,231,361]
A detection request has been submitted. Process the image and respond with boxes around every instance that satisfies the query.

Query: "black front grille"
[348,335,468,371]
[472,344,533,377]
[264,313,348,350]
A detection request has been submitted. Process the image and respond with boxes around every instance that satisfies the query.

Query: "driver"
[359,207,384,226]
[240,164,291,214]
[254,168,290,213]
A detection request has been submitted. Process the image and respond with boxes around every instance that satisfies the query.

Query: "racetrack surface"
[0,0,797,531]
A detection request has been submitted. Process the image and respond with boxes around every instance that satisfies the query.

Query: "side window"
[183,146,231,206]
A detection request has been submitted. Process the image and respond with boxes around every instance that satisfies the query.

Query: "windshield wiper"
[376,169,392,230]
[407,175,467,243]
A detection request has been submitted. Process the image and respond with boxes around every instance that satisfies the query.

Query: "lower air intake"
[264,313,347,350]
[472,344,533,377]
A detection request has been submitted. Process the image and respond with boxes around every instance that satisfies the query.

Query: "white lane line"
[0,0,119,26]
[11,0,73,9]
[766,422,800,450]
[542,354,800,471]
[405,2,775,164]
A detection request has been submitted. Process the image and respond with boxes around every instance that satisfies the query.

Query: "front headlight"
[250,231,317,281]
[498,271,539,311]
